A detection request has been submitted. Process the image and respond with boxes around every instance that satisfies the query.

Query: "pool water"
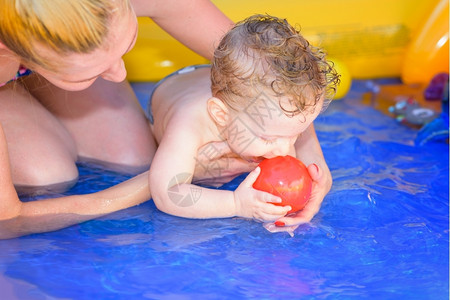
[0,81,448,299]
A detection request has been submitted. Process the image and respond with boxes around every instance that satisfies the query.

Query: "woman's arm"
[295,123,332,192]
[0,123,151,239]
[293,123,332,220]
[132,0,234,59]
[0,124,22,222]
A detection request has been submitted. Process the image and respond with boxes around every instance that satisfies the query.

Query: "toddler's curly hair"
[211,14,340,115]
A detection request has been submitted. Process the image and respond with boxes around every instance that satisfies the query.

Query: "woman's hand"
[263,163,332,237]
[233,167,291,221]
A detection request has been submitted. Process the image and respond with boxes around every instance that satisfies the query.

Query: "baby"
[148,14,339,235]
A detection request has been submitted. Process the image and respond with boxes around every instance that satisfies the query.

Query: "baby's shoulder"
[167,97,210,131]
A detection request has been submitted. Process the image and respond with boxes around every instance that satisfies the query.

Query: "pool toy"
[253,155,312,213]
[388,97,439,126]
[401,0,449,84]
[416,80,449,145]
[388,72,448,127]
[424,72,449,100]
[329,57,351,99]
[416,112,449,145]
[124,0,440,82]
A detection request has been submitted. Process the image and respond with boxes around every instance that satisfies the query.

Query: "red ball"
[253,155,312,213]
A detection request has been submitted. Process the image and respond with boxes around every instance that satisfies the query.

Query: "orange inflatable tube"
[401,0,449,85]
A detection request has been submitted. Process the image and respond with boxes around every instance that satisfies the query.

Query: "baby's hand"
[233,167,291,221]
[264,163,330,237]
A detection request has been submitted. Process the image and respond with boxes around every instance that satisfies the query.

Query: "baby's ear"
[207,97,229,126]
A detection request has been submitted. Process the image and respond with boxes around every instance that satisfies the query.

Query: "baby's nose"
[268,140,291,157]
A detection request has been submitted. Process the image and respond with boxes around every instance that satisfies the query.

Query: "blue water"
[0,81,448,299]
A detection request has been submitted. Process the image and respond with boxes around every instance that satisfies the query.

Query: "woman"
[0,0,234,238]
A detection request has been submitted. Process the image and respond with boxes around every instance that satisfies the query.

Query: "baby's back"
[150,66,212,143]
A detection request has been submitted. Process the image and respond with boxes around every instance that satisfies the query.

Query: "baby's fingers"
[256,189,282,204]
[241,167,261,187]
[254,211,284,222]
[254,203,291,221]
[256,192,291,214]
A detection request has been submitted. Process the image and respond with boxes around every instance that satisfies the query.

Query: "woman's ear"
[207,97,230,126]
[0,41,19,60]
[0,41,9,50]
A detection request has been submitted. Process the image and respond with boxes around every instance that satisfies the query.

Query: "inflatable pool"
[0,79,447,299]
[124,0,447,82]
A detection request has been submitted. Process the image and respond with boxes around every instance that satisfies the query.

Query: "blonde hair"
[211,14,340,115]
[0,0,130,70]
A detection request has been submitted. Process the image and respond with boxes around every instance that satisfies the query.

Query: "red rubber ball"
[253,155,312,213]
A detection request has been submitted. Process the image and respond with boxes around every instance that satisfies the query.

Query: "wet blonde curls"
[211,14,340,115]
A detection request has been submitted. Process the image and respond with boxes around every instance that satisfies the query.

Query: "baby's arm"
[265,123,332,235]
[149,127,289,221]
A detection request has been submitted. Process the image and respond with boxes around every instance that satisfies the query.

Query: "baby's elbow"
[149,179,165,209]
[151,189,172,214]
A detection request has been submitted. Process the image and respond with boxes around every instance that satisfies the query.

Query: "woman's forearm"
[134,0,234,59]
[295,123,332,190]
[0,172,151,239]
